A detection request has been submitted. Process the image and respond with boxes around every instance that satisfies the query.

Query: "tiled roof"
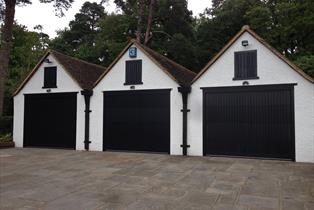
[51,50,106,90]
[13,50,107,96]
[138,43,196,86]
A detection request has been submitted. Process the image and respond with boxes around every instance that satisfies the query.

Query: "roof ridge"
[50,49,107,70]
[93,41,134,87]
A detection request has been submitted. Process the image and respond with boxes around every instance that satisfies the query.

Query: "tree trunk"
[136,0,145,43]
[144,0,156,45]
[0,0,16,116]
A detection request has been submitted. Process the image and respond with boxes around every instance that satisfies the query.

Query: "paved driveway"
[0,148,313,210]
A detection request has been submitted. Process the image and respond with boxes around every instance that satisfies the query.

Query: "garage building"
[189,26,314,162]
[13,26,313,163]
[90,40,196,154]
[13,50,106,150]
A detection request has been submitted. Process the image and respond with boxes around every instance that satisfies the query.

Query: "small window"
[234,50,258,80]
[43,66,57,88]
[124,60,143,85]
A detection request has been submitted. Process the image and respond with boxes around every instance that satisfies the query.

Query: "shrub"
[0,133,12,142]
[0,116,13,135]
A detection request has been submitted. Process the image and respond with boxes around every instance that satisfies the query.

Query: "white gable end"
[194,32,313,87]
[15,54,81,96]
[94,44,178,90]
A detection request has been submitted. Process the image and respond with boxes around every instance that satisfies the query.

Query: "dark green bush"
[0,133,12,142]
[0,116,13,134]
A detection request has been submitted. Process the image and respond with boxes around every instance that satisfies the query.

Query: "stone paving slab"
[0,148,314,210]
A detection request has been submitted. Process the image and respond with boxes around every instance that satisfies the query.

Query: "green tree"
[69,2,106,42]
[145,0,197,69]
[4,23,49,115]
[195,0,260,69]
[50,2,108,65]
[114,0,160,43]
[294,55,314,78]
[166,33,198,71]
[195,0,314,77]
[212,0,225,9]
[97,14,137,66]
[156,0,194,38]
[246,0,314,77]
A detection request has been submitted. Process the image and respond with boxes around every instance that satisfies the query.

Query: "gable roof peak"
[13,50,107,96]
[94,40,196,87]
[242,25,250,30]
[192,25,314,84]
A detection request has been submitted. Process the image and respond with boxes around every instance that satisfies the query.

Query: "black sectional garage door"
[203,84,295,160]
[103,90,170,153]
[24,93,77,149]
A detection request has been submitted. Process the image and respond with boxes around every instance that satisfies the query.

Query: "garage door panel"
[103,90,170,153]
[204,85,295,160]
[24,93,77,149]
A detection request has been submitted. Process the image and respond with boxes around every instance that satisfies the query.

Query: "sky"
[15,0,212,38]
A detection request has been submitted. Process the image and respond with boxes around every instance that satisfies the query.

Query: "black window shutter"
[234,50,258,80]
[125,60,143,85]
[43,67,57,88]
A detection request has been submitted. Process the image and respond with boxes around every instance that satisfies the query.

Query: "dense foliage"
[49,0,314,73]
[0,116,13,135]
[2,24,50,115]
[2,0,314,116]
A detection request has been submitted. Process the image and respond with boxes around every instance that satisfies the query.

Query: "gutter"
[81,89,93,151]
[178,86,191,156]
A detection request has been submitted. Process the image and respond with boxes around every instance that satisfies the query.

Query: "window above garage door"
[233,50,258,80]
[43,66,57,88]
[124,60,143,85]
